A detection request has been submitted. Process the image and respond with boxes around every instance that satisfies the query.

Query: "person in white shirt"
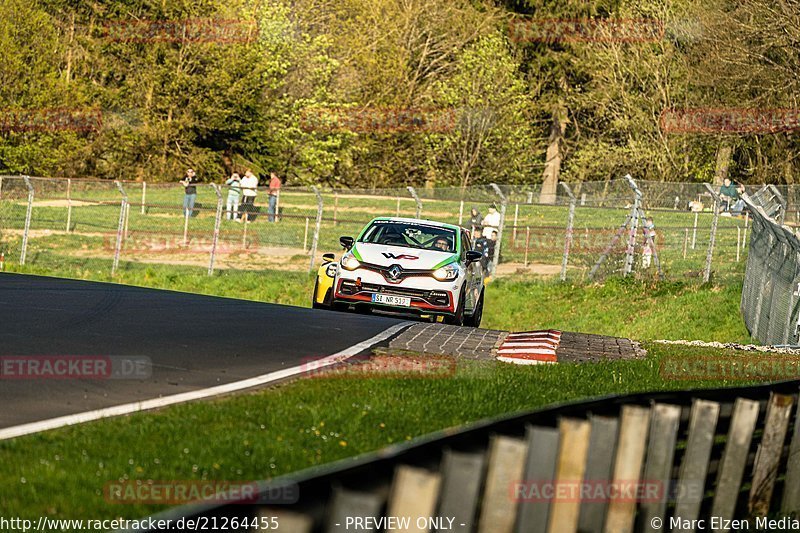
[481,204,501,239]
[240,170,259,222]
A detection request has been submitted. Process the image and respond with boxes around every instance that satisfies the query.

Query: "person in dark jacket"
[469,207,482,234]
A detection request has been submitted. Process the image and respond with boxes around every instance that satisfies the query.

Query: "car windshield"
[359,221,457,253]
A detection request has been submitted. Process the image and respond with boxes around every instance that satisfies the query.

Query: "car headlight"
[341,254,361,271]
[432,263,459,281]
[326,263,337,277]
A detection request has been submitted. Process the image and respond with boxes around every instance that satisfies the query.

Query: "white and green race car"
[325,217,485,326]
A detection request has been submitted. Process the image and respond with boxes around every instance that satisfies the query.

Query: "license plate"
[372,293,411,307]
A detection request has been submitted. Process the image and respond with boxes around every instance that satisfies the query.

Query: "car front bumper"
[333,270,459,313]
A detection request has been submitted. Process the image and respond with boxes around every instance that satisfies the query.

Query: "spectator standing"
[642,217,656,269]
[224,173,242,220]
[485,230,499,277]
[240,170,259,223]
[469,207,482,233]
[481,204,501,239]
[719,178,739,212]
[472,228,491,277]
[180,168,197,217]
[268,172,282,222]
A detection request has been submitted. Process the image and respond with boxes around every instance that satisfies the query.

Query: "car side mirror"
[322,253,335,262]
[340,236,355,250]
[466,250,482,263]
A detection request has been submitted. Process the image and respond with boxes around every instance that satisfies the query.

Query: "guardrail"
[128,379,800,532]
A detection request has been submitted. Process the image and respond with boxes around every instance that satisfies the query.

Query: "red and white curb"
[496,330,562,365]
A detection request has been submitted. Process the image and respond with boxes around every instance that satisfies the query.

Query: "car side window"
[461,230,470,261]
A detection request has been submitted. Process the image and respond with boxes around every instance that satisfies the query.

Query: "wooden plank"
[515,425,559,533]
[478,435,528,533]
[781,390,800,515]
[547,418,591,533]
[673,399,721,533]
[255,508,313,532]
[386,465,441,532]
[750,393,795,516]
[603,405,650,533]
[711,398,760,531]
[577,415,619,533]
[326,487,384,533]
[437,450,486,533]
[638,403,682,533]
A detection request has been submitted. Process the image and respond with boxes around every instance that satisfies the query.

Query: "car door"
[460,230,479,310]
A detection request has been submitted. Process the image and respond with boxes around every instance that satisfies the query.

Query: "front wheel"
[464,289,484,328]
[444,291,465,326]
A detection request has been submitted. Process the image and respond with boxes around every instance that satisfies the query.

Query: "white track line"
[0,322,411,441]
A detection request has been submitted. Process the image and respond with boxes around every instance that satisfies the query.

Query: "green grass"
[0,260,755,523]
[0,342,771,521]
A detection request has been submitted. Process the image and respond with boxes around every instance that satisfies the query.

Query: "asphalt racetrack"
[0,273,405,432]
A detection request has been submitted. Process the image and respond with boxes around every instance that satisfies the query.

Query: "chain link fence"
[0,175,755,282]
[740,190,800,346]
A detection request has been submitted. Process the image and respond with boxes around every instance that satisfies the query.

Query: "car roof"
[369,217,463,232]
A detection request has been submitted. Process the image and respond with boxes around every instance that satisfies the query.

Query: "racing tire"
[464,289,484,328]
[311,280,332,310]
[444,291,465,326]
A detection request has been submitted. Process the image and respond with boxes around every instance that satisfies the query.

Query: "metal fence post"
[66,178,72,232]
[407,186,422,219]
[141,181,147,215]
[112,180,128,275]
[703,183,721,283]
[208,184,223,276]
[560,182,576,282]
[490,183,508,275]
[623,176,642,277]
[20,176,34,266]
[308,186,323,272]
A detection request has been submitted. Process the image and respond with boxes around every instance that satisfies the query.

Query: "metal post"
[560,183,576,282]
[303,217,309,251]
[407,186,422,219]
[242,216,248,248]
[183,209,189,246]
[308,186,324,272]
[691,212,698,249]
[20,176,34,266]
[524,227,530,266]
[112,180,128,275]
[703,183,721,283]
[124,202,130,240]
[0,176,3,199]
[490,183,508,275]
[622,175,641,276]
[333,192,338,226]
[141,181,147,215]
[208,184,223,275]
[458,200,464,226]
[275,190,281,222]
[512,204,519,243]
[683,229,689,259]
[396,197,400,216]
[736,226,741,262]
[66,178,72,232]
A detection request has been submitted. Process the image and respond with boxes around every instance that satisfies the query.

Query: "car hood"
[352,242,458,270]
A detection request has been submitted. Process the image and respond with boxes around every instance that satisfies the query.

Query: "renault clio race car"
[312,217,485,326]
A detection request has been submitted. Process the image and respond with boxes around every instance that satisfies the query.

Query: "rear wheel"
[464,289,484,328]
[444,291,465,326]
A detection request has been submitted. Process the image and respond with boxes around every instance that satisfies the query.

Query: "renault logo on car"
[387,265,403,281]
